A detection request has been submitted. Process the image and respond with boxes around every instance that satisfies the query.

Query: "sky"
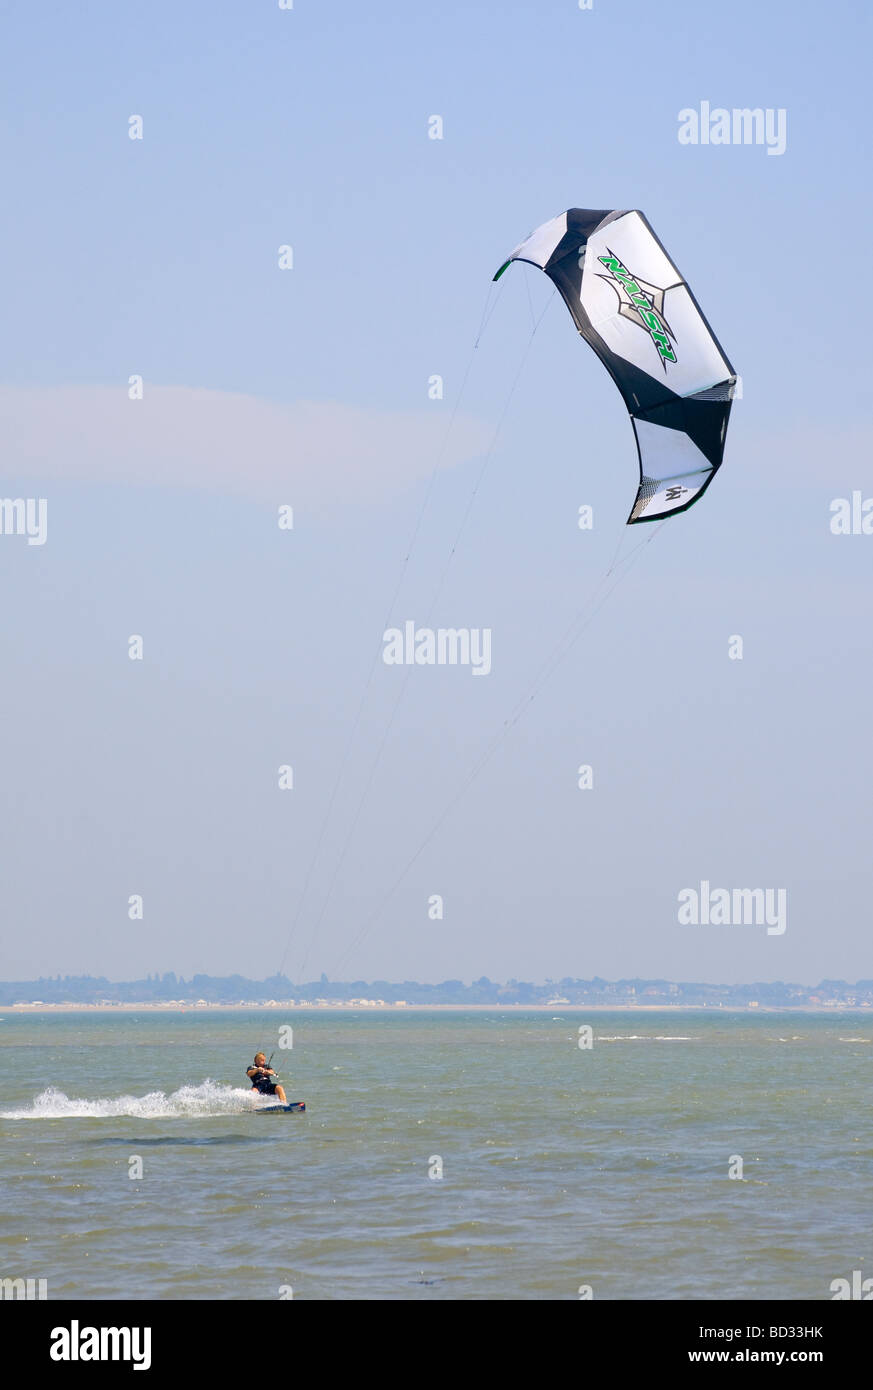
[0,0,871,986]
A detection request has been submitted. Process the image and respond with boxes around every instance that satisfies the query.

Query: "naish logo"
[596,251,678,365]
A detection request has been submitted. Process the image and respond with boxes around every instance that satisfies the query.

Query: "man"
[246,1052,287,1105]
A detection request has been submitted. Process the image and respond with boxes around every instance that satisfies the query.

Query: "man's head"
[254,1052,266,1066]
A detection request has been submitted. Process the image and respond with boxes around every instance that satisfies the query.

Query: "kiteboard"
[256,1101,305,1113]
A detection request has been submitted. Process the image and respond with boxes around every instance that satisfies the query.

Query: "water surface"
[0,1009,869,1299]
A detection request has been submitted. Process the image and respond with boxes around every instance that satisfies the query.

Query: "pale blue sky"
[1,0,871,985]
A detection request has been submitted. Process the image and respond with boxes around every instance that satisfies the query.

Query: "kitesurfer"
[246,1052,287,1105]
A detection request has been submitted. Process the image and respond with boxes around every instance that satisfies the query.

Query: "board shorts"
[253,1080,278,1095]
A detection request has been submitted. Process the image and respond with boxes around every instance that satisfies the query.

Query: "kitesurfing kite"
[495,208,737,523]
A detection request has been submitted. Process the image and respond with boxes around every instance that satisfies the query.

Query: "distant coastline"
[4,1003,873,1018]
[2,973,871,1011]
[4,1001,873,1017]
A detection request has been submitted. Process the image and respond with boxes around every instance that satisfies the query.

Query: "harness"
[248,1060,274,1092]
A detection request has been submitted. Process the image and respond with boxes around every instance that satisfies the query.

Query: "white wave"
[0,1080,267,1120]
[839,1037,871,1043]
[596,1035,692,1042]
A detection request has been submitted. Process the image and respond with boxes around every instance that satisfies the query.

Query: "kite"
[495,208,738,523]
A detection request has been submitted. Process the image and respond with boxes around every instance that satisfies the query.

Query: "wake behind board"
[256,1101,305,1113]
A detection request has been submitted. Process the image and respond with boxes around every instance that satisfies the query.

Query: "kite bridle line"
[295,282,558,982]
[329,517,667,979]
[275,279,504,985]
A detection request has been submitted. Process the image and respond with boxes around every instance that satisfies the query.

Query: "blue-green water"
[0,1010,870,1300]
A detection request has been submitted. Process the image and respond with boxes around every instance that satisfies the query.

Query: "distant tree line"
[1,972,872,1007]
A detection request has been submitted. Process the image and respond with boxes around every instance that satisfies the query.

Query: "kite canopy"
[495,208,737,523]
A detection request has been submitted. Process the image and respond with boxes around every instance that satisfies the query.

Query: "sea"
[0,1009,870,1301]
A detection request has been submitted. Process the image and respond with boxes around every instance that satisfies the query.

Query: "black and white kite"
[495,208,737,524]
